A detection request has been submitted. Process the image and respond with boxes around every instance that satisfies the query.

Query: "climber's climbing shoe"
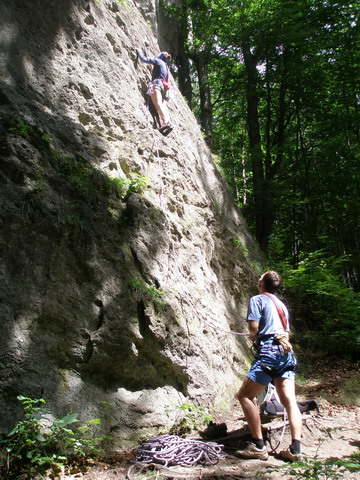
[159,123,173,136]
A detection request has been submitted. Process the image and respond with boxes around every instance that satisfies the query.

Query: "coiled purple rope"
[133,434,226,467]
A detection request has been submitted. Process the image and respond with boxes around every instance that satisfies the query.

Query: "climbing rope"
[133,434,226,467]
[141,76,246,344]
[267,409,288,453]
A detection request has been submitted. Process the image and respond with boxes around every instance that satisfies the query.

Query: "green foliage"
[20,179,45,218]
[212,201,224,220]
[250,261,263,275]
[56,211,86,229]
[112,173,149,200]
[10,120,36,138]
[0,395,107,480]
[169,403,213,436]
[179,0,360,287]
[129,279,164,303]
[282,251,360,359]
[6,115,149,205]
[51,148,149,202]
[52,149,149,202]
[276,449,360,479]
[91,0,129,6]
[233,238,249,257]
[53,153,95,195]
[41,134,53,144]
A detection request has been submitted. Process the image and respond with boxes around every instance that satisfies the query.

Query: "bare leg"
[151,89,169,125]
[274,377,302,441]
[237,377,266,439]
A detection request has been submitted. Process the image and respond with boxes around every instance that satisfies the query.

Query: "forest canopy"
[166,0,360,358]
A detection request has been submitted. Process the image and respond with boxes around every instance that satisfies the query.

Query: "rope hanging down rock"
[133,434,226,467]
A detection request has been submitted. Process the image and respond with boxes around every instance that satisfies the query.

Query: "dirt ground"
[61,355,360,480]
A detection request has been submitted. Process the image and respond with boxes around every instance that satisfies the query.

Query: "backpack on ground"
[258,383,284,421]
[258,383,319,422]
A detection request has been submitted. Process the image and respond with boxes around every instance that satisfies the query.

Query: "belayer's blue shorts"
[246,339,297,386]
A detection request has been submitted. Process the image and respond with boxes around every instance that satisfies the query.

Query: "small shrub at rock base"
[0,395,107,480]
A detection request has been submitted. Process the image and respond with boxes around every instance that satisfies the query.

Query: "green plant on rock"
[129,279,164,302]
[127,172,149,194]
[111,172,149,200]
[53,152,95,196]
[7,117,54,158]
[105,177,129,199]
[10,120,36,138]
[51,147,149,202]
[56,211,86,229]
[250,261,263,275]
[115,0,131,7]
[169,402,213,436]
[41,134,53,144]
[20,179,45,218]
[0,395,107,480]
[128,279,168,314]
[233,238,249,257]
[6,115,150,208]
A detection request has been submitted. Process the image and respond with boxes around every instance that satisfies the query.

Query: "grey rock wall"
[0,0,263,447]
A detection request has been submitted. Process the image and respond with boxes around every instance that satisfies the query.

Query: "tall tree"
[176,0,360,284]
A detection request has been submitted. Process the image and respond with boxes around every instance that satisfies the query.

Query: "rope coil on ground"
[133,434,226,467]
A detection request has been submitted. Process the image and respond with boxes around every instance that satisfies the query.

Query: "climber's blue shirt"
[247,293,289,339]
[137,53,168,81]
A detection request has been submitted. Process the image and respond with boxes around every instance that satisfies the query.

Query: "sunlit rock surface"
[0,0,262,446]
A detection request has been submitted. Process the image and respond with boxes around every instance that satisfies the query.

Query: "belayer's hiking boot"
[235,442,269,460]
[278,448,303,462]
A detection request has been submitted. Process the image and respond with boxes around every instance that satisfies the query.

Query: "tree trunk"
[242,40,273,249]
[192,53,212,148]
[176,47,192,106]
[175,21,193,106]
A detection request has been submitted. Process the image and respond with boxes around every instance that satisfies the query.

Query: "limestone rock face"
[0,0,262,446]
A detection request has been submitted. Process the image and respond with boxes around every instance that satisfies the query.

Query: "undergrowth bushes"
[281,251,360,360]
[268,449,360,479]
[0,396,107,480]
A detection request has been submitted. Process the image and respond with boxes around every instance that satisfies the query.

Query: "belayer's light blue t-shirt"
[247,293,289,338]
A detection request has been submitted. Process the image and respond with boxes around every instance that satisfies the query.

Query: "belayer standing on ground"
[236,271,303,462]
[136,48,173,136]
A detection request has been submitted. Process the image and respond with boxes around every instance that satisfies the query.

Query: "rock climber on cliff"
[136,48,173,136]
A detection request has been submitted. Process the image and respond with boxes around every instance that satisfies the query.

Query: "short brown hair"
[162,52,172,61]
[261,271,281,293]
